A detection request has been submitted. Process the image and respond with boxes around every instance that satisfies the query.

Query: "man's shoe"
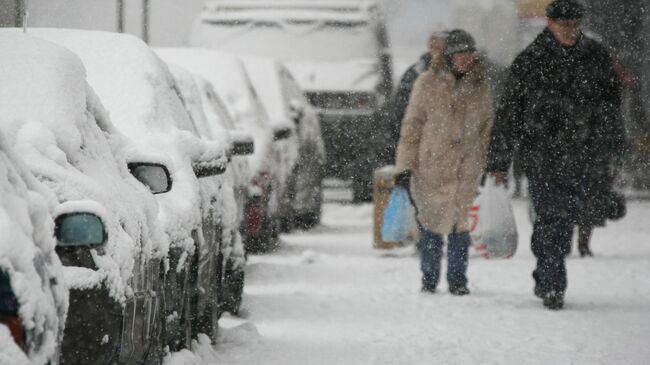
[449,286,470,296]
[534,285,545,299]
[543,290,564,310]
[421,285,437,294]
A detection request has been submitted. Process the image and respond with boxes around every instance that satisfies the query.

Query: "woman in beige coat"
[394,29,493,295]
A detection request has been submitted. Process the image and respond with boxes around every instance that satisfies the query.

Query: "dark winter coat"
[392,54,433,132]
[487,28,627,224]
[383,53,433,162]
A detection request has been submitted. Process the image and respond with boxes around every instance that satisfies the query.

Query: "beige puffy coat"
[395,60,493,234]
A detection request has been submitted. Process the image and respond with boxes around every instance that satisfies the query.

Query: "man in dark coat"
[384,31,447,163]
[486,0,626,310]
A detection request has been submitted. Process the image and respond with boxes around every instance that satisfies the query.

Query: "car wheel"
[296,211,321,230]
[246,210,280,253]
[222,260,245,315]
[352,177,373,203]
[194,300,220,343]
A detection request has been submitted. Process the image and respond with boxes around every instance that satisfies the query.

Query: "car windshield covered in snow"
[193,17,378,62]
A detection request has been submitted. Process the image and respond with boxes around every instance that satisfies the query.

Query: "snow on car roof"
[0,30,168,301]
[165,63,231,149]
[240,56,290,128]
[0,133,65,365]
[25,29,193,137]
[154,48,273,176]
[0,32,87,156]
[28,29,229,251]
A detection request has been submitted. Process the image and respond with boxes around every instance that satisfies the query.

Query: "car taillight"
[0,315,24,348]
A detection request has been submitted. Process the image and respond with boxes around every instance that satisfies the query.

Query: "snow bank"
[163,334,224,365]
[0,30,167,302]
[0,133,66,365]
[214,200,650,364]
[27,29,228,255]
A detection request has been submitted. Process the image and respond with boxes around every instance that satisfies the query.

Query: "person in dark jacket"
[486,0,627,310]
[385,31,448,163]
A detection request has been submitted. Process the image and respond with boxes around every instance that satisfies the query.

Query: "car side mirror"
[55,212,107,248]
[193,158,227,178]
[232,139,255,156]
[128,162,173,194]
[273,126,292,141]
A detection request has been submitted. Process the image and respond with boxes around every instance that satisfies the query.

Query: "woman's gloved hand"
[394,170,412,190]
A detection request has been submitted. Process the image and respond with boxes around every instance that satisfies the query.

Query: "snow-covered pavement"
[182,199,650,365]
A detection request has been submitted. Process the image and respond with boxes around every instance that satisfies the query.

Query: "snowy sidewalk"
[177,200,650,365]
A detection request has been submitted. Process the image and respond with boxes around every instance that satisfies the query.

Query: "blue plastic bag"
[381,187,414,242]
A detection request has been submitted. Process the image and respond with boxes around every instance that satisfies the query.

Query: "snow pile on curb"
[164,335,224,365]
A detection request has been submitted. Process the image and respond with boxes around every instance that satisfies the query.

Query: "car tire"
[222,260,245,315]
[194,300,220,343]
[295,188,322,230]
[247,212,280,253]
[296,211,321,230]
[352,177,373,203]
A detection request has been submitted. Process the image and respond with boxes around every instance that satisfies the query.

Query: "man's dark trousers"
[528,176,575,294]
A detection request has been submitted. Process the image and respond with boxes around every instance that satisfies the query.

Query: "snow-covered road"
[170,199,650,365]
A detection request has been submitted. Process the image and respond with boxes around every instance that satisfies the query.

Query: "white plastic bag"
[468,177,518,259]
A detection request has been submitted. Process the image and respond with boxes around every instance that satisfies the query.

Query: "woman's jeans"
[419,229,471,290]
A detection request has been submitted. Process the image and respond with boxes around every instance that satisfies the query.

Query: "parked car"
[153,48,295,252]
[0,31,170,364]
[29,29,229,354]
[0,133,67,365]
[241,56,326,229]
[190,0,393,201]
[162,62,251,321]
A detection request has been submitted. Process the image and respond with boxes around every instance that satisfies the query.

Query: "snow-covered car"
[0,134,66,365]
[162,62,251,321]
[0,31,170,364]
[190,0,393,202]
[241,56,326,229]
[28,29,229,352]
[153,48,295,252]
